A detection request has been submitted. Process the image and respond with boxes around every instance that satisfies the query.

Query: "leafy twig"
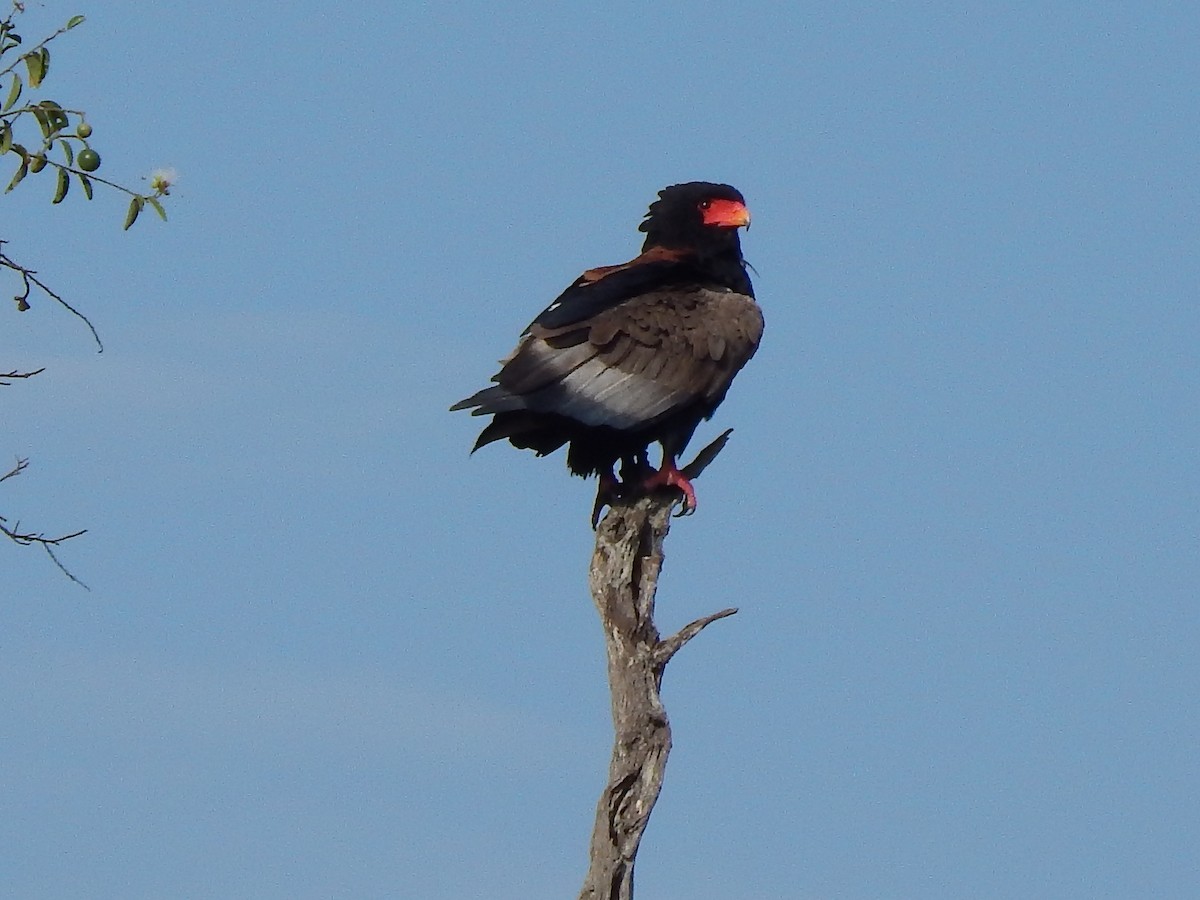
[0,10,84,80]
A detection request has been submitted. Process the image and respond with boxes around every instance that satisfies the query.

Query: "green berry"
[77,148,101,172]
[76,122,93,138]
[28,154,46,173]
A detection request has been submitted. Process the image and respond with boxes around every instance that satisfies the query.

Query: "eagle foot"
[641,459,697,518]
[592,454,704,527]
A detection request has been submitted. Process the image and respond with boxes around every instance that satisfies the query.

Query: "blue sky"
[3,2,1198,897]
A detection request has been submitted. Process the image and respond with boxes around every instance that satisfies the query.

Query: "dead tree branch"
[0,240,103,351]
[0,457,89,588]
[579,434,739,900]
[0,367,47,384]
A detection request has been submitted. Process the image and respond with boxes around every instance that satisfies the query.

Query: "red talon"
[641,457,697,516]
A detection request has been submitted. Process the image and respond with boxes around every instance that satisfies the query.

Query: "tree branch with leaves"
[1,2,172,582]
[0,6,171,230]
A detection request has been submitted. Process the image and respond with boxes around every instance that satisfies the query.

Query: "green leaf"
[5,155,28,193]
[52,166,68,203]
[66,15,86,30]
[0,123,10,156]
[33,100,67,137]
[3,73,21,112]
[41,100,68,134]
[32,105,50,137]
[0,29,19,59]
[59,138,73,166]
[24,50,44,88]
[146,195,167,222]
[123,196,144,230]
[76,171,93,199]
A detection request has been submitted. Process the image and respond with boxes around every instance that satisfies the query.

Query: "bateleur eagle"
[451,181,763,523]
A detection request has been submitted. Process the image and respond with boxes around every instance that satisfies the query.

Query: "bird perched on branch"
[452,181,763,524]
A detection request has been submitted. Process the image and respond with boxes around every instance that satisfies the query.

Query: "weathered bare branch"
[679,427,733,480]
[579,453,739,899]
[654,607,739,668]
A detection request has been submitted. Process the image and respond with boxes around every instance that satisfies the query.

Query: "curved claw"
[591,472,621,529]
[643,457,698,517]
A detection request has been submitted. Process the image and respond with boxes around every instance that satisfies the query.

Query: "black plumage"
[451,182,763,517]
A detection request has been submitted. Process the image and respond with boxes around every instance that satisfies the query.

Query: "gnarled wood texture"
[578,489,737,900]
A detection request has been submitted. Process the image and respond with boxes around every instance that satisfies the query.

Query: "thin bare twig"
[0,456,28,483]
[0,457,89,588]
[0,366,45,384]
[0,240,103,350]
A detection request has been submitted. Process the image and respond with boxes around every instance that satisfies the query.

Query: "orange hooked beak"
[701,198,751,229]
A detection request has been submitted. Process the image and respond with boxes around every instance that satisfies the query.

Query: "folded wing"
[452,286,763,441]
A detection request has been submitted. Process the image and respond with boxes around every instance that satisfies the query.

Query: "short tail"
[472,412,567,455]
[452,387,567,456]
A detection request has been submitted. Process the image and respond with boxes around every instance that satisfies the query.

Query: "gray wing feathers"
[499,337,596,394]
[535,361,693,429]
[465,288,762,431]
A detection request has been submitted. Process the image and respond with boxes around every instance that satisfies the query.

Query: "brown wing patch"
[491,287,762,432]
[587,317,621,348]
[585,287,762,407]
[707,332,727,361]
[580,245,687,284]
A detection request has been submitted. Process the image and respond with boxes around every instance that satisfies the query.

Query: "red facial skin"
[700,198,751,228]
